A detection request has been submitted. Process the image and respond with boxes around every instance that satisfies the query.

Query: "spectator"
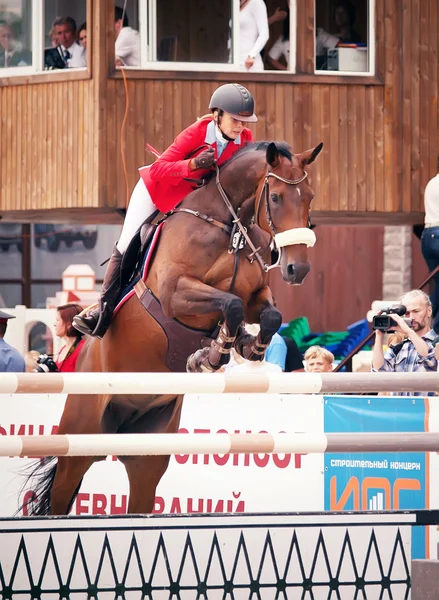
[0,310,25,372]
[332,0,362,44]
[78,21,87,50]
[52,16,86,68]
[284,337,304,372]
[372,290,437,396]
[304,346,334,373]
[0,20,32,67]
[421,156,439,334]
[115,6,140,67]
[267,8,289,70]
[24,350,40,372]
[55,304,85,372]
[239,0,269,72]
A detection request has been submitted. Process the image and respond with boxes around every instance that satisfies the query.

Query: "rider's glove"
[190,147,216,170]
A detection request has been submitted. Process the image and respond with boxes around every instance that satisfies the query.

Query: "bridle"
[254,170,308,235]
[163,160,316,275]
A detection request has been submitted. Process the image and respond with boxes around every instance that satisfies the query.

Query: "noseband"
[251,169,316,271]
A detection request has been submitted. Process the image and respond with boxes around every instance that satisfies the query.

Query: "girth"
[134,280,216,373]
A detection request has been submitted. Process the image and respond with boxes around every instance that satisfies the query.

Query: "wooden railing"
[334,265,439,372]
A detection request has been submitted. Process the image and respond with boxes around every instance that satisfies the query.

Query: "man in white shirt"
[52,16,86,68]
[115,6,140,67]
[421,156,439,333]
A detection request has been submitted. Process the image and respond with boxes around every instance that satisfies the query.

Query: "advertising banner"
[0,393,324,517]
[324,395,428,559]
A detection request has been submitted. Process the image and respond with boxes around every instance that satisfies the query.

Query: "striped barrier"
[0,371,438,394]
[2,431,439,457]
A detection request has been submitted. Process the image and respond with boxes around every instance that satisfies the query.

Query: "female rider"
[74,83,258,338]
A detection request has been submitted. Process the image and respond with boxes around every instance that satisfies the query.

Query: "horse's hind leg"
[50,456,97,515]
[50,391,110,515]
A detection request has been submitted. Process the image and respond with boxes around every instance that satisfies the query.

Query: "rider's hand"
[190,147,216,170]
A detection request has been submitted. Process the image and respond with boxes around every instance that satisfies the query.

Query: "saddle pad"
[113,222,164,316]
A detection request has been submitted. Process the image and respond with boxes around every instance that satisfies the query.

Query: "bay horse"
[24,140,322,516]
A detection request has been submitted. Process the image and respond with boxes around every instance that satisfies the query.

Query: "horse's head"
[256,141,323,285]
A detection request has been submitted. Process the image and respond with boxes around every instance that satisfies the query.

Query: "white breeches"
[116,178,156,253]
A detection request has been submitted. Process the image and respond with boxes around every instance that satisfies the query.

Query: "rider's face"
[215,111,245,140]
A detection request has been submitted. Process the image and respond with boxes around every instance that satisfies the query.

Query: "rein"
[215,165,310,274]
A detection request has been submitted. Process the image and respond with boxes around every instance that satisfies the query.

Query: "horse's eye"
[270,193,280,203]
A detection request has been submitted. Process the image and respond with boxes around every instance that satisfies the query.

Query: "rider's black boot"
[73,245,123,339]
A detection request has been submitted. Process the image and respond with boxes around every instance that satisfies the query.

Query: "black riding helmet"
[208,84,258,123]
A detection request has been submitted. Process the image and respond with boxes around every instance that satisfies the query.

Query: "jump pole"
[0,371,438,394]
[2,432,439,457]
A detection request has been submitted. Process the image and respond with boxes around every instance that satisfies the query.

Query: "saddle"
[117,212,217,373]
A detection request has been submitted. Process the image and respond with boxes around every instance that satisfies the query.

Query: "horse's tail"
[18,457,58,516]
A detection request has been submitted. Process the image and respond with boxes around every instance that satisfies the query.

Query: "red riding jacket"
[139,117,254,213]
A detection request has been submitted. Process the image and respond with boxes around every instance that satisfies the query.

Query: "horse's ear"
[266,142,280,168]
[299,142,323,166]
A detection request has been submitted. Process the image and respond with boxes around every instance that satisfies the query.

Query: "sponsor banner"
[324,395,428,559]
[0,393,324,517]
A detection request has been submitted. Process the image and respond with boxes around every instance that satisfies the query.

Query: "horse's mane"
[222,141,293,169]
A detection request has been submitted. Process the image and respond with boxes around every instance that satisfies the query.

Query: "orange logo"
[330,476,421,510]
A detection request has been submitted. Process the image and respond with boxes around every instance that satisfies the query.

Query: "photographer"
[372,290,437,395]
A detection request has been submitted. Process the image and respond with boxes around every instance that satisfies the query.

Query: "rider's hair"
[197,113,214,121]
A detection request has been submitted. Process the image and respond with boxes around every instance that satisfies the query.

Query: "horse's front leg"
[161,277,244,372]
[235,286,282,362]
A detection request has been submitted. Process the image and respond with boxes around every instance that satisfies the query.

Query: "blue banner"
[324,396,428,559]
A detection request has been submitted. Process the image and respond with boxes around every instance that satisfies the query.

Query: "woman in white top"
[239,0,269,71]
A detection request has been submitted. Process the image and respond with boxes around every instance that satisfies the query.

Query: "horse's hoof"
[187,347,217,373]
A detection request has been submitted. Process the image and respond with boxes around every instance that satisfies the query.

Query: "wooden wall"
[0,80,97,213]
[0,0,438,224]
[270,225,384,331]
[102,0,439,223]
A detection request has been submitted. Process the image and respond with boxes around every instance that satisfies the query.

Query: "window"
[0,0,87,76]
[0,224,22,306]
[0,1,33,71]
[0,284,22,307]
[315,0,374,75]
[31,224,121,280]
[116,0,296,73]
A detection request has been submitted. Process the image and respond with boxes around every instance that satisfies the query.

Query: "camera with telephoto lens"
[33,354,58,373]
[372,305,412,333]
